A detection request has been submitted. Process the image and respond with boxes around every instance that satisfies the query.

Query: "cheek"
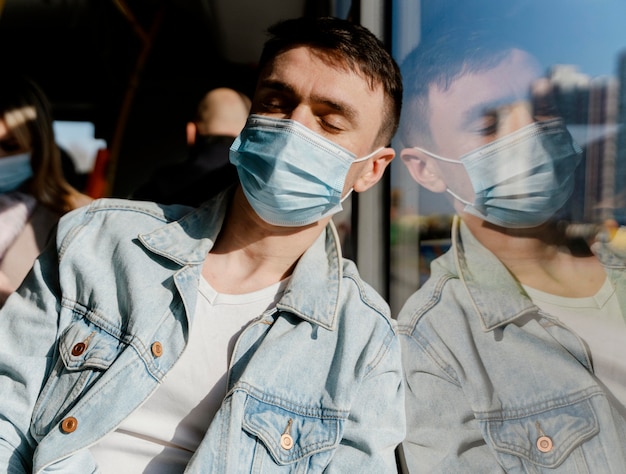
[341,163,366,195]
[439,161,475,200]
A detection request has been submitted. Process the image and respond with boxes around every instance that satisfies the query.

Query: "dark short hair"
[259,16,403,146]
[399,27,518,148]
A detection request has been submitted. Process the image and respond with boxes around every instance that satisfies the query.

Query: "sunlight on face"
[0,106,35,159]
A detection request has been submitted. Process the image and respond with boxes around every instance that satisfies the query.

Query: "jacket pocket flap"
[242,395,342,465]
[485,397,599,468]
[59,319,123,370]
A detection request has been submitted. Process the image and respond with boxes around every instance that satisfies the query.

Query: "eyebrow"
[258,78,359,123]
[460,93,529,129]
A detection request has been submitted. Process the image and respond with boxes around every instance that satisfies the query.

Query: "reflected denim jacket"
[399,216,626,473]
[0,189,405,473]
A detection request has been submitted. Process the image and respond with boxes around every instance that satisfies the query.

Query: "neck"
[463,213,571,253]
[203,186,328,294]
[461,213,605,297]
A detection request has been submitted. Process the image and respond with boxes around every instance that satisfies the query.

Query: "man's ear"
[353,147,395,193]
[186,122,197,145]
[401,149,447,193]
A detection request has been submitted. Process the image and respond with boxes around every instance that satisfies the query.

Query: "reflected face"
[0,119,28,159]
[428,49,547,157]
[252,46,387,193]
[404,49,557,205]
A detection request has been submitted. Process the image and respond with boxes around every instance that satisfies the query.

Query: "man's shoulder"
[396,256,463,332]
[85,197,193,220]
[55,198,197,255]
[339,259,394,329]
[59,198,193,232]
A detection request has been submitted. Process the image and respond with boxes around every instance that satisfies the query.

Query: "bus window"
[390,0,626,313]
[392,3,626,471]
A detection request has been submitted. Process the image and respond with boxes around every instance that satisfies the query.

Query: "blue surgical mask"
[0,152,33,194]
[230,114,381,227]
[413,118,582,228]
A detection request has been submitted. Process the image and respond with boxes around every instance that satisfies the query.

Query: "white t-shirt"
[523,278,626,408]
[90,276,288,473]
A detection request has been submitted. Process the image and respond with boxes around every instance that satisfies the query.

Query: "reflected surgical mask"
[0,152,33,194]
[230,114,380,227]
[414,118,582,228]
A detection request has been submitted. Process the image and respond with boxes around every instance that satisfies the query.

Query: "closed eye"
[319,116,344,133]
[257,96,293,114]
[473,111,498,137]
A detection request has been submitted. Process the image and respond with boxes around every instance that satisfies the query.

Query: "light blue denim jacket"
[0,189,405,473]
[398,216,626,473]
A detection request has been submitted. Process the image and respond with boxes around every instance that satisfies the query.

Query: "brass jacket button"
[61,417,78,433]
[280,433,294,450]
[151,341,163,357]
[537,435,554,453]
[71,342,86,356]
[280,418,294,450]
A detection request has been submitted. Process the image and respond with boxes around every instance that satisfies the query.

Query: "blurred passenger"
[0,76,91,307]
[397,28,626,472]
[132,87,251,206]
[0,17,404,472]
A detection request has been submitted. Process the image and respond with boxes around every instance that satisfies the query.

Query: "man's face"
[404,49,551,206]
[251,46,388,194]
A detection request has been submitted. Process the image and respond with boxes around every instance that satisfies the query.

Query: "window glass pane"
[390,0,626,314]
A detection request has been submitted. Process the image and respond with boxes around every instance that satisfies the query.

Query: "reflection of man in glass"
[397,28,626,472]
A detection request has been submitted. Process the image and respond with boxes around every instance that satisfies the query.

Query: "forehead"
[427,49,542,125]
[256,46,385,116]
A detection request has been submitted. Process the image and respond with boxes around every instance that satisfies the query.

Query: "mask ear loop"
[341,147,386,200]
[353,146,385,163]
[412,146,459,163]
[445,188,473,207]
[411,146,474,206]
[340,189,354,203]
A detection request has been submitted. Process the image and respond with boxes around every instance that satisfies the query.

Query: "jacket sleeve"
[326,329,406,473]
[399,331,504,474]
[0,210,86,473]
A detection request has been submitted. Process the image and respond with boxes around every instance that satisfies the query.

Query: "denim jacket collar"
[276,220,343,331]
[451,216,543,332]
[452,216,626,332]
[138,188,343,331]
[139,191,230,266]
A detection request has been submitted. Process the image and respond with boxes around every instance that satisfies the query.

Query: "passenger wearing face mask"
[131,87,251,206]
[396,28,626,472]
[0,76,91,307]
[0,18,404,473]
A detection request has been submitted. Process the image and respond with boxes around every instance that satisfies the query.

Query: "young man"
[0,17,405,473]
[397,29,626,472]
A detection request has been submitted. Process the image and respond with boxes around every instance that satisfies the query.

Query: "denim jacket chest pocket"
[31,317,126,439]
[483,396,600,472]
[242,395,345,472]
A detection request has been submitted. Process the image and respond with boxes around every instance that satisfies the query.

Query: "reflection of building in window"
[550,65,590,223]
[616,51,626,225]
[588,76,619,222]
[550,62,625,224]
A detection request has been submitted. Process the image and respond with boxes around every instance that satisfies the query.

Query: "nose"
[287,105,317,131]
[498,101,534,138]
